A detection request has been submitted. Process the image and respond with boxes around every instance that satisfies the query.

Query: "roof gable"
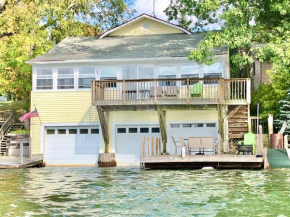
[100,14,191,38]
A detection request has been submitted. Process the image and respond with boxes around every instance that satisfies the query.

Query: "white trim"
[41,122,102,155]
[111,121,159,153]
[27,55,228,65]
[99,14,191,39]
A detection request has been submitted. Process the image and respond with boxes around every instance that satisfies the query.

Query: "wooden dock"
[141,154,264,169]
[0,154,43,169]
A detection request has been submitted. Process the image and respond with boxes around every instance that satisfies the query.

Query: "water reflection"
[0,168,290,216]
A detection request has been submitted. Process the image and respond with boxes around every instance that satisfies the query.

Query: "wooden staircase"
[228,105,249,139]
[0,123,24,155]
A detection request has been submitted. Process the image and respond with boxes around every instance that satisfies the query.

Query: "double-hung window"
[57,68,74,89]
[181,64,199,85]
[204,62,224,84]
[100,67,117,88]
[158,66,177,86]
[138,65,154,79]
[36,69,53,90]
[78,67,95,88]
[122,66,137,91]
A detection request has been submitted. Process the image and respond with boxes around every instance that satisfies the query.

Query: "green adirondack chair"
[190,82,203,97]
[237,132,256,155]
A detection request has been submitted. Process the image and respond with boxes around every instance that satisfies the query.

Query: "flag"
[19,109,39,122]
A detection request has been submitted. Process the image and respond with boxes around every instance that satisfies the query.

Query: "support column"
[97,106,116,167]
[97,106,109,153]
[156,106,168,154]
[217,105,224,153]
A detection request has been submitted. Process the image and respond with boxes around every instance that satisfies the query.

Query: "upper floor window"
[158,66,176,86]
[100,67,117,88]
[181,64,199,85]
[204,62,224,84]
[79,67,95,88]
[138,65,154,79]
[57,68,74,89]
[122,66,137,80]
[36,69,53,90]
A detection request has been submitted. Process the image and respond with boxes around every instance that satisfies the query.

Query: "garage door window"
[129,128,138,133]
[206,123,216,127]
[193,123,204,128]
[69,129,77,134]
[80,129,88,134]
[171,124,180,128]
[91,129,99,134]
[47,129,55,135]
[140,128,149,133]
[117,128,126,133]
[152,127,160,133]
[58,129,66,134]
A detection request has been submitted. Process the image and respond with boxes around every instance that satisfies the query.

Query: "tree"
[0,0,135,100]
[165,0,290,115]
[275,89,290,134]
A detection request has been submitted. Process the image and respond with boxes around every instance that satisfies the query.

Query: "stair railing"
[0,111,14,141]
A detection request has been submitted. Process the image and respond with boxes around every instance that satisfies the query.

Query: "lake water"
[0,167,289,217]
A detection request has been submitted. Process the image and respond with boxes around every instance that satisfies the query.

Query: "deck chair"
[201,137,215,155]
[237,132,256,155]
[188,137,203,155]
[164,86,179,97]
[170,136,186,155]
[150,87,162,98]
[190,83,203,97]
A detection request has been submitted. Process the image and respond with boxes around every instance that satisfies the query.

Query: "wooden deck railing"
[92,78,251,106]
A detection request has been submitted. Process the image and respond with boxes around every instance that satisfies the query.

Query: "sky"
[133,0,172,21]
[132,0,220,30]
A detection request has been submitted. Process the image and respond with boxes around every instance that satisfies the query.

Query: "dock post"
[20,142,23,164]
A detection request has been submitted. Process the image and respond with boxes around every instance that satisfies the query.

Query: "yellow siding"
[30,91,99,154]
[109,17,183,37]
[167,110,218,122]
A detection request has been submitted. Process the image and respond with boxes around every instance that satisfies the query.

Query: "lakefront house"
[27,14,251,167]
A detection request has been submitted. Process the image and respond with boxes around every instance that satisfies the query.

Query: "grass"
[10,129,30,134]
[0,101,29,119]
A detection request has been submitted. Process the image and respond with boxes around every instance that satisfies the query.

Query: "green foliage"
[10,129,30,135]
[166,0,290,114]
[0,101,29,119]
[274,89,290,134]
[0,0,135,99]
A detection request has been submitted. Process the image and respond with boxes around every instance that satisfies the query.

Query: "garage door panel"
[45,126,99,165]
[116,125,161,166]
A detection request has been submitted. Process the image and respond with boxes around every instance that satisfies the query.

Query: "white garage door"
[168,122,218,155]
[45,126,100,166]
[116,125,161,166]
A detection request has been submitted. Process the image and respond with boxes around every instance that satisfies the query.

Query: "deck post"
[156,106,168,154]
[29,136,32,162]
[97,106,109,153]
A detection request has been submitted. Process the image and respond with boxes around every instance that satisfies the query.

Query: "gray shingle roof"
[28,33,228,63]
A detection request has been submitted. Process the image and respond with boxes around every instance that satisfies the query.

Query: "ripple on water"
[0,168,290,216]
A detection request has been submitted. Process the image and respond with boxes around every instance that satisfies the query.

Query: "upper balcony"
[91,78,251,107]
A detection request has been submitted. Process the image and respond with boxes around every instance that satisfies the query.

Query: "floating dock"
[141,154,264,169]
[0,154,43,169]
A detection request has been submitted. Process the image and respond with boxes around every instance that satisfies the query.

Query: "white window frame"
[57,67,75,90]
[35,68,53,90]
[78,66,96,89]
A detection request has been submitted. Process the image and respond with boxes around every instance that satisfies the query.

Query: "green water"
[0,168,289,217]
